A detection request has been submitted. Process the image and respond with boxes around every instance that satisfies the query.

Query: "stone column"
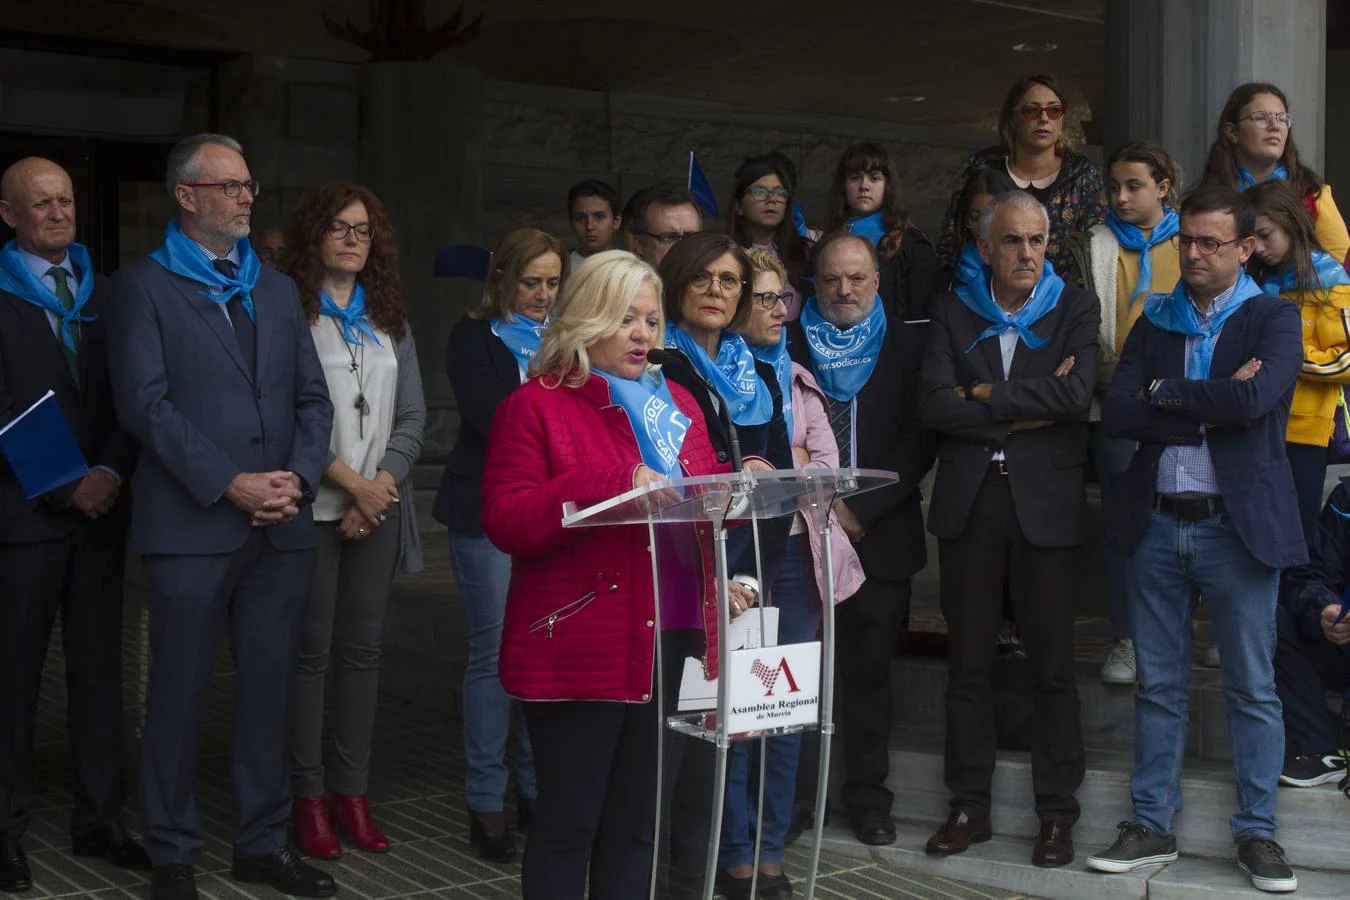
[1105,0,1326,186]
[360,61,483,460]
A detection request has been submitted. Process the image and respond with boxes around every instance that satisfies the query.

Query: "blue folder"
[0,390,89,499]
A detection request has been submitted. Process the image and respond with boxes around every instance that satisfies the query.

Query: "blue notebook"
[0,389,89,499]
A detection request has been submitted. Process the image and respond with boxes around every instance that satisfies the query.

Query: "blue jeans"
[1128,510,1283,840]
[1091,425,1136,640]
[720,535,823,868]
[448,531,536,811]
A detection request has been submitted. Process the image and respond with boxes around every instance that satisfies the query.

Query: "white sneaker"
[1101,639,1136,685]
[1202,644,1221,668]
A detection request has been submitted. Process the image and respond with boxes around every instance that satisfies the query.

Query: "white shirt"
[989,280,1022,463]
[311,318,399,522]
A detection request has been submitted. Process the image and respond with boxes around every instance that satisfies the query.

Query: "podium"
[562,467,898,900]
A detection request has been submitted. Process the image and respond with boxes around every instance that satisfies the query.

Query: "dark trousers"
[1274,603,1350,755]
[938,473,1084,823]
[659,629,712,899]
[520,633,687,900]
[0,525,126,840]
[1285,441,1328,546]
[139,531,315,866]
[837,577,912,817]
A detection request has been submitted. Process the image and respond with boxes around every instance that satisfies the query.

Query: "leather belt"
[1155,494,1226,520]
[987,459,1008,477]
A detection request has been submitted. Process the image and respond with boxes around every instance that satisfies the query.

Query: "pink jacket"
[791,363,866,604]
[482,373,730,702]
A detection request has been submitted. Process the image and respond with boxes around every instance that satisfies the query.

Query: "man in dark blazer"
[1087,187,1303,893]
[105,134,334,900]
[0,158,146,892]
[921,190,1098,867]
[786,231,933,846]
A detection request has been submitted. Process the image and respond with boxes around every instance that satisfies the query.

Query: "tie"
[828,398,853,467]
[213,258,256,372]
[47,266,80,384]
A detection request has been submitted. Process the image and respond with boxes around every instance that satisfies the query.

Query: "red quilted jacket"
[482,372,730,702]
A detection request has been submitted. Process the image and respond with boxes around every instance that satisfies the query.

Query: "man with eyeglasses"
[922,190,1097,867]
[630,184,701,266]
[785,231,933,847]
[1089,186,1304,893]
[105,134,335,900]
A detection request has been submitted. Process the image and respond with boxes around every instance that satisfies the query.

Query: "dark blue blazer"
[1102,293,1306,569]
[105,257,333,556]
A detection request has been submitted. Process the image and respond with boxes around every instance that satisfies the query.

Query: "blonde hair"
[530,250,663,387]
[744,247,788,286]
[466,227,568,321]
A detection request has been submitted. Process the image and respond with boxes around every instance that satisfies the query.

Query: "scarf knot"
[320,283,382,346]
[1237,163,1289,192]
[1143,271,1265,378]
[1105,209,1180,304]
[149,219,261,322]
[954,260,1065,353]
[0,241,97,352]
[667,326,774,426]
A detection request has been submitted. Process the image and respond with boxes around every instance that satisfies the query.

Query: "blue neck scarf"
[952,241,984,288]
[1144,270,1265,378]
[320,282,381,346]
[149,219,261,322]
[491,313,547,371]
[1106,208,1180,304]
[1260,249,1350,296]
[0,241,96,352]
[750,329,793,439]
[667,326,774,426]
[595,370,691,478]
[798,295,887,402]
[1237,162,1289,192]
[792,203,812,241]
[847,211,886,247]
[954,260,1066,353]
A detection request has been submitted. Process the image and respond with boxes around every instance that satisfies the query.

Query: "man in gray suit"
[920,190,1098,868]
[106,134,334,900]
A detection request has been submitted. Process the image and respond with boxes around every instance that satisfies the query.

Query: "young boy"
[567,179,621,269]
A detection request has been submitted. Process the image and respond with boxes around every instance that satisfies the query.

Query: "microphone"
[646,348,743,472]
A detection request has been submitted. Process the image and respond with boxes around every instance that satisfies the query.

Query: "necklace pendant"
[354,392,369,415]
[349,360,359,373]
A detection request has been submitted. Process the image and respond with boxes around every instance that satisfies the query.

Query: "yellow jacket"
[1313,186,1350,267]
[1285,282,1350,446]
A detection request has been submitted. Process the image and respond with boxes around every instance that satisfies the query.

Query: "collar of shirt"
[1187,276,1239,323]
[17,245,75,285]
[187,236,241,266]
[989,278,1031,315]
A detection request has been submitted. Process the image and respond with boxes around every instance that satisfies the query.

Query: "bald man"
[0,158,145,891]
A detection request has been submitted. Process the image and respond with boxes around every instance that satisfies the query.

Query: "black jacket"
[786,315,934,581]
[1282,478,1350,649]
[0,277,138,543]
[432,316,523,535]
[879,228,940,323]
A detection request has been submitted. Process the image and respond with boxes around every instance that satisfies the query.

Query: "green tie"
[47,266,80,383]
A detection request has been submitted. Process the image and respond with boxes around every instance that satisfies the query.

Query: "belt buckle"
[995,458,1008,476]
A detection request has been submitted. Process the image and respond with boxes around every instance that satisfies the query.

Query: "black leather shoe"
[851,812,897,846]
[0,837,31,893]
[231,846,336,897]
[714,868,753,900]
[150,865,198,900]
[468,807,517,863]
[756,871,794,899]
[925,809,992,856]
[72,822,152,871]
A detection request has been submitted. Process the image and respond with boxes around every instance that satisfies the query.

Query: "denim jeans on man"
[1129,510,1283,839]
[720,535,824,868]
[448,531,536,811]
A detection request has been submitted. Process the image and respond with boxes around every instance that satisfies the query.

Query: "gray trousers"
[290,519,400,796]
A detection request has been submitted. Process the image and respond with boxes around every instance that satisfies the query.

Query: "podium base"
[665,712,819,744]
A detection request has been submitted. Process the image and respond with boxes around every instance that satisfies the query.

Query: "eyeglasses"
[327,221,374,242]
[752,290,791,309]
[691,271,745,293]
[1176,233,1239,256]
[744,186,790,202]
[1016,103,1066,121]
[638,230,696,246]
[1238,111,1293,129]
[182,180,260,198]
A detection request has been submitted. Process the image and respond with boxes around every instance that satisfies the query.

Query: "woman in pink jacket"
[713,249,866,899]
[481,251,743,900]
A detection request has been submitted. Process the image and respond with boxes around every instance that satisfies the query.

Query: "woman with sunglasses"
[1200,82,1350,267]
[938,73,1105,286]
[279,184,426,858]
[727,153,813,320]
[823,142,938,322]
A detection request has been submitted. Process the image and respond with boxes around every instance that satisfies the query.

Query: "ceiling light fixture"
[885,95,926,103]
[1012,41,1058,52]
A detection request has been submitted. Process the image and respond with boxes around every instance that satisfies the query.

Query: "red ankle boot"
[291,795,341,859]
[331,793,390,852]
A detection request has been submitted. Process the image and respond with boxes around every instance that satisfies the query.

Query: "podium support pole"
[701,508,731,900]
[647,519,666,900]
[803,510,837,899]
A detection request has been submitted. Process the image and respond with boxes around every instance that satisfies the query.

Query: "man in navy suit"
[105,134,334,900]
[1088,186,1304,894]
[0,158,146,892]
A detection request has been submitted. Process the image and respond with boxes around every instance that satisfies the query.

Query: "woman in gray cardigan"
[279,184,425,858]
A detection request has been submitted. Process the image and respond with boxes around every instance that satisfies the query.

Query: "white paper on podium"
[676,607,779,712]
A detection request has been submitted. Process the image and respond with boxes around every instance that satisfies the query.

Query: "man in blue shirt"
[1090,186,1305,894]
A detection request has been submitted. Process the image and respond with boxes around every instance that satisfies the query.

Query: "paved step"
[883,747,1350,874]
[820,820,1349,899]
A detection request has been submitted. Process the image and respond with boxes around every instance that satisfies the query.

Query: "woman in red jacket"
[481,250,745,899]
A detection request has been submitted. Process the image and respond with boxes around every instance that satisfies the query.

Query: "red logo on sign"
[750,658,801,697]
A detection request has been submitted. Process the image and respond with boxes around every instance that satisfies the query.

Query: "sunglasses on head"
[1017,103,1066,121]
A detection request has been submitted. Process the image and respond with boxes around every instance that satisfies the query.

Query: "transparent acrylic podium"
[561,467,898,900]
